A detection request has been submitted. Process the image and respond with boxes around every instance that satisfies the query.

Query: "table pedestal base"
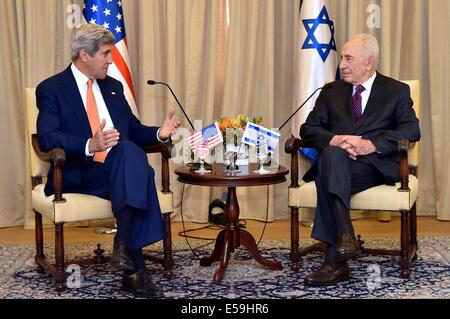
[199,187,282,283]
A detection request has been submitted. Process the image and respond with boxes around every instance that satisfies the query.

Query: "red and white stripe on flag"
[187,131,202,150]
[204,134,223,149]
[108,39,139,117]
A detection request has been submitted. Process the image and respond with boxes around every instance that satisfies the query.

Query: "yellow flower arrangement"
[218,114,263,147]
[219,114,263,134]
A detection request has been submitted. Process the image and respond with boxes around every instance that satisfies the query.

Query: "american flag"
[187,123,223,153]
[83,0,139,117]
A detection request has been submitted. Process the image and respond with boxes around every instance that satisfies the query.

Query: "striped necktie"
[352,84,365,125]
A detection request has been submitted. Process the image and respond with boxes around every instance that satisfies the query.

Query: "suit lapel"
[98,80,124,132]
[340,83,355,127]
[358,73,385,129]
[60,66,92,137]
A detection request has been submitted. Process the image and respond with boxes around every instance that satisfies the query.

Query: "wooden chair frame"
[285,137,418,278]
[31,134,175,291]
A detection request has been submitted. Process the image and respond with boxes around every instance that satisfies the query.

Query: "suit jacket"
[300,73,421,185]
[36,65,160,195]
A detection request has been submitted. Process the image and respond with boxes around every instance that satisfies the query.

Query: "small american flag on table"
[187,122,223,155]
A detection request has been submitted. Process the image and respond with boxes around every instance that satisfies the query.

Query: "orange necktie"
[86,79,107,163]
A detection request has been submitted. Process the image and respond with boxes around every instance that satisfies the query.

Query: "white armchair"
[25,88,175,291]
[285,81,420,278]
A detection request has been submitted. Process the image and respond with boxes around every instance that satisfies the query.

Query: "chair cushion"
[32,184,174,223]
[157,190,174,215]
[32,184,114,223]
[288,174,418,211]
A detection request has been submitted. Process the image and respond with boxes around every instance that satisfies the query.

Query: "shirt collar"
[71,63,94,88]
[354,72,377,94]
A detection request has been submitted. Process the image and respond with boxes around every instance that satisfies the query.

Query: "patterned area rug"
[1,237,450,299]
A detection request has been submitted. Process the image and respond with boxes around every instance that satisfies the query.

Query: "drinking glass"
[195,143,211,174]
[254,135,271,174]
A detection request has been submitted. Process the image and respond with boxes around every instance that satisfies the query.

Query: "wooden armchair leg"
[34,211,46,274]
[162,212,174,278]
[54,223,67,292]
[289,207,327,271]
[410,203,418,261]
[399,210,411,279]
[410,203,418,245]
[289,207,301,271]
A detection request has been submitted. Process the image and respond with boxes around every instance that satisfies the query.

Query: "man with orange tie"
[36,24,179,298]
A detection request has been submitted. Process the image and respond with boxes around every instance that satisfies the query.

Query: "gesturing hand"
[158,109,181,140]
[88,119,120,153]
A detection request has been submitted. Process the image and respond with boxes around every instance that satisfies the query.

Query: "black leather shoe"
[122,270,165,298]
[304,260,350,286]
[111,241,134,271]
[336,233,362,261]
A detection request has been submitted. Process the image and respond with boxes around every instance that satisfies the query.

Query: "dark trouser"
[77,141,167,250]
[311,146,385,247]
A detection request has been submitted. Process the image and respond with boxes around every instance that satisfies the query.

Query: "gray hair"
[71,24,115,61]
[350,34,380,68]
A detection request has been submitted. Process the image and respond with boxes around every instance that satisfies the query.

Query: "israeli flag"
[292,0,338,161]
[242,123,280,154]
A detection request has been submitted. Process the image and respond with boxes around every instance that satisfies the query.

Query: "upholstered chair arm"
[31,134,66,165]
[31,134,66,202]
[398,138,418,192]
[142,143,175,193]
[285,138,313,188]
[285,137,314,153]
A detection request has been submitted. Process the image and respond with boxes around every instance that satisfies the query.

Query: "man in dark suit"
[36,24,179,298]
[300,34,421,286]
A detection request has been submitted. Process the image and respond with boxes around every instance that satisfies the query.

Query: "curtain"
[0,0,26,227]
[131,0,287,222]
[1,0,449,229]
[0,0,78,228]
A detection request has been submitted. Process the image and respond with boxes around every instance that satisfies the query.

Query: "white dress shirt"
[71,63,114,156]
[71,64,167,157]
[352,72,377,114]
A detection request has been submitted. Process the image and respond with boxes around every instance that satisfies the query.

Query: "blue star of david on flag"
[301,6,336,62]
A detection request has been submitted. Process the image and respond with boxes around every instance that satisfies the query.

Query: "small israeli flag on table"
[242,122,280,154]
